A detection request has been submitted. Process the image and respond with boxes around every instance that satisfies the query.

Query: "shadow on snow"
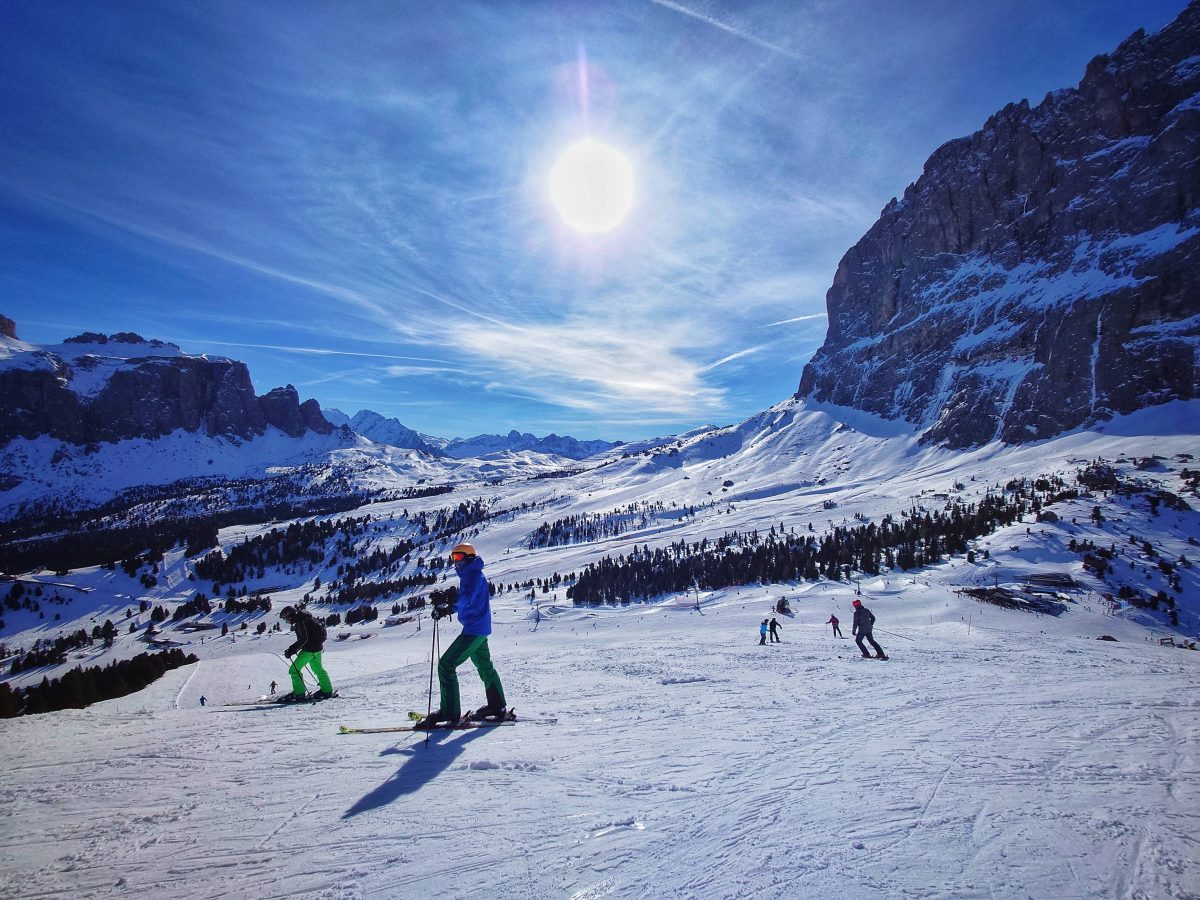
[342,727,494,818]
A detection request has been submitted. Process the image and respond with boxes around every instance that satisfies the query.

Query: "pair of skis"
[221,691,343,707]
[339,709,556,735]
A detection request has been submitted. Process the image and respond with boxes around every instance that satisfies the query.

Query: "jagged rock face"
[0,316,16,340]
[798,4,1200,447]
[0,329,333,445]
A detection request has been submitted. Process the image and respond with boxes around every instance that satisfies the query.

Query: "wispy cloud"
[646,0,803,61]
[456,318,727,418]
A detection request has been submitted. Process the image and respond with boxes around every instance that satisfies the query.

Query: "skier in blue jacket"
[416,543,508,728]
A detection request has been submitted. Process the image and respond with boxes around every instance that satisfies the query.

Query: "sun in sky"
[548,137,634,234]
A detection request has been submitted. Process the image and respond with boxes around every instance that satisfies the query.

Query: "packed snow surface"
[1,399,1198,898]
[3,587,1197,898]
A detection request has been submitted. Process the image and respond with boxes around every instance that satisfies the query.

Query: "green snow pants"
[289,650,333,695]
[437,633,505,718]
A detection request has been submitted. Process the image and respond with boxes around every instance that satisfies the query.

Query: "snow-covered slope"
[1,398,1197,897]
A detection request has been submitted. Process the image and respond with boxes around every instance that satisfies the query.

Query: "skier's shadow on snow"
[342,729,492,818]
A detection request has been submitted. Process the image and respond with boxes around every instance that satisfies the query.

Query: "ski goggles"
[450,550,472,562]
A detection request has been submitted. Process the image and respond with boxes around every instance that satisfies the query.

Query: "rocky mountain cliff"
[0,323,336,446]
[797,3,1200,447]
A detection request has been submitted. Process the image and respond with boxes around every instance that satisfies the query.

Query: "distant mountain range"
[0,316,619,464]
[325,407,620,460]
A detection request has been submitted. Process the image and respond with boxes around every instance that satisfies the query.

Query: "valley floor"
[3,581,1198,899]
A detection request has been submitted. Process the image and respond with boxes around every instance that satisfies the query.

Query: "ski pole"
[424,614,440,748]
[873,628,916,641]
[425,615,438,718]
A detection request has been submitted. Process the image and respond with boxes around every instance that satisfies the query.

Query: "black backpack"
[300,612,327,643]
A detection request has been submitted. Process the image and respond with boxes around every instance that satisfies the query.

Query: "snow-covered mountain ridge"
[0,325,624,518]
[327,407,621,460]
[798,3,1200,447]
[0,321,338,446]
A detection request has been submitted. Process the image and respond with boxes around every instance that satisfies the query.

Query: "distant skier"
[280,606,334,701]
[270,680,277,695]
[851,599,887,659]
[199,695,207,707]
[827,614,843,638]
[769,617,782,643]
[416,544,507,729]
[759,619,768,645]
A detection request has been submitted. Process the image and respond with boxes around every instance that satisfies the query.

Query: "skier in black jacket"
[279,605,334,701]
[851,599,887,659]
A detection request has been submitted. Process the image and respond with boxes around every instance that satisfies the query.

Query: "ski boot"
[275,693,308,704]
[465,704,510,723]
[414,710,460,730]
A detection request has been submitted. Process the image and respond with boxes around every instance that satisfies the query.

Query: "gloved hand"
[431,601,453,621]
[284,648,295,659]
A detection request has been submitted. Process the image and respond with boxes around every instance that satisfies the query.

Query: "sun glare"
[548,138,634,234]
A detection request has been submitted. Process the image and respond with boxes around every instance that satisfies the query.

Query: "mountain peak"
[0,328,335,445]
[797,4,1200,448]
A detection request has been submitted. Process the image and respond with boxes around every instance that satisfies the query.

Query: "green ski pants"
[437,633,505,718]
[289,650,332,695]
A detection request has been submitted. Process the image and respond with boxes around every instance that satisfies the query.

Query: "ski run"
[1,402,1198,898]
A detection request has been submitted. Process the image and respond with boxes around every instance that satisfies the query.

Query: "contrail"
[767,313,828,327]
[177,340,451,364]
[647,0,802,61]
[698,344,767,373]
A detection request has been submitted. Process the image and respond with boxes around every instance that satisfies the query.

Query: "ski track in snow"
[1,609,1198,899]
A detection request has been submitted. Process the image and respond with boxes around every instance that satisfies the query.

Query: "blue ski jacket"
[454,555,492,636]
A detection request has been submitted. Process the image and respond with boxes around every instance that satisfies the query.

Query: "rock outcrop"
[797,3,1200,447]
[0,326,334,445]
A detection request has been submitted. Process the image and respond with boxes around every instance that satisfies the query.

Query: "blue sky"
[0,0,1188,440]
